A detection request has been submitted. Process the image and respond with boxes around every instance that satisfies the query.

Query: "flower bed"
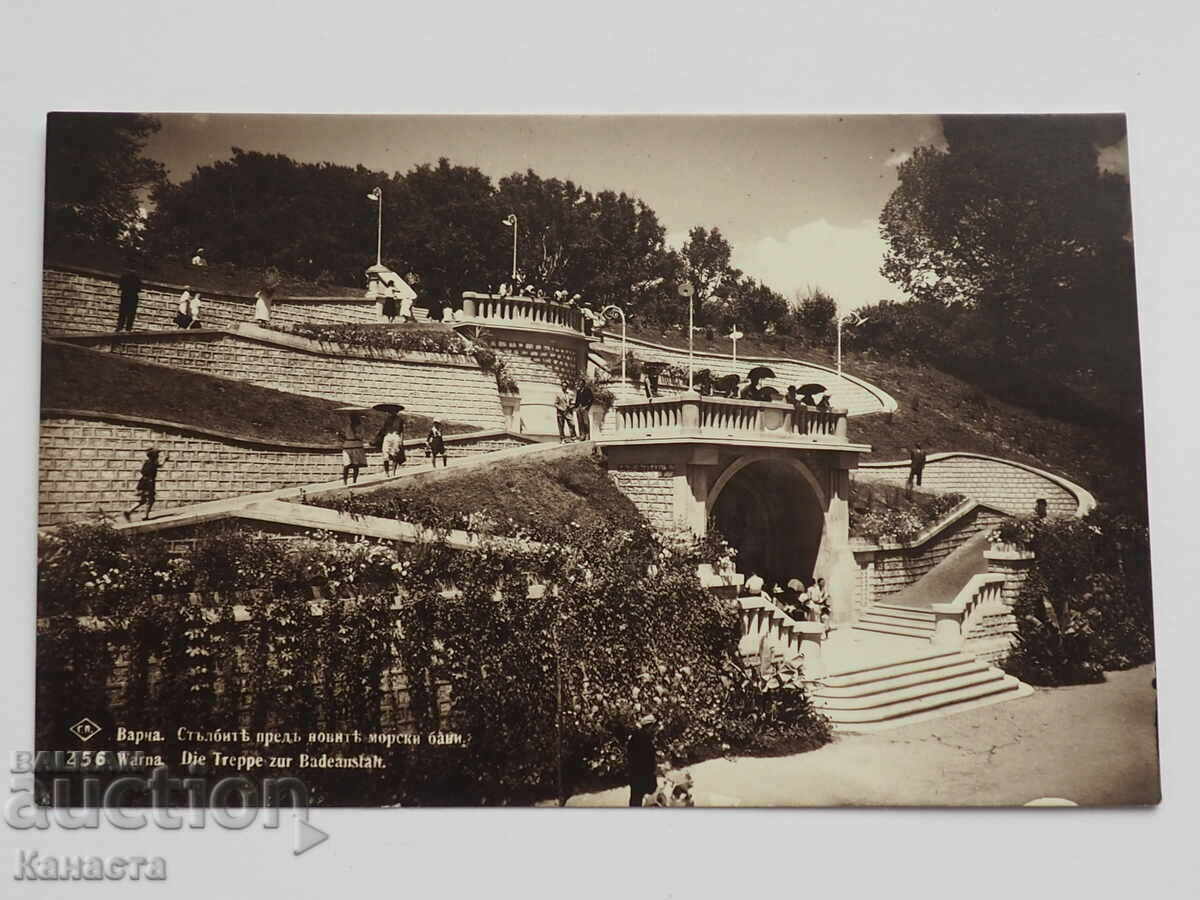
[849,480,967,545]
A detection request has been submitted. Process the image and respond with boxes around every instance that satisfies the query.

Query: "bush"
[848,480,966,544]
[37,519,831,806]
[1001,509,1154,685]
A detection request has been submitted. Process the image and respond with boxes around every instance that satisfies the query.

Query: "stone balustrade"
[603,391,850,446]
[460,292,586,334]
[736,593,828,677]
[929,574,1008,650]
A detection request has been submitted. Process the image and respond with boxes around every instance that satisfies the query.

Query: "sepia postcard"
[32,113,1157,811]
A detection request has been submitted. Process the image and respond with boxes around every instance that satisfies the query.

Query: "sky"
[141,114,1123,313]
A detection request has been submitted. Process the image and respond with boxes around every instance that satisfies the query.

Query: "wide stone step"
[822,648,962,680]
[859,614,931,633]
[814,668,1004,711]
[821,651,977,688]
[852,621,935,639]
[813,660,989,699]
[870,604,937,622]
[822,674,1026,725]
[873,607,936,619]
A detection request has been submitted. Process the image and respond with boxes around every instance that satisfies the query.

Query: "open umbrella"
[371,403,406,413]
[797,382,826,404]
[759,386,783,401]
[747,365,776,382]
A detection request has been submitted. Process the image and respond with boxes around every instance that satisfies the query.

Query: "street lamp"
[837,311,869,379]
[366,187,383,266]
[678,282,696,389]
[727,326,744,365]
[601,304,627,383]
[501,214,518,283]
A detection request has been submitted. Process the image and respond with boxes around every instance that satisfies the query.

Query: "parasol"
[372,403,406,413]
[747,365,776,382]
[797,382,826,404]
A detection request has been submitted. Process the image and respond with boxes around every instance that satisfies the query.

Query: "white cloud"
[736,219,900,314]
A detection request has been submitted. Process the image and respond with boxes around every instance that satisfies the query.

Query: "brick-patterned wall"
[856,453,1089,517]
[851,504,1008,610]
[42,268,394,336]
[601,334,895,416]
[487,337,581,389]
[66,331,505,430]
[39,415,525,526]
[607,463,676,531]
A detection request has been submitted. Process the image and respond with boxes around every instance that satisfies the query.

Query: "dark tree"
[794,288,838,345]
[44,113,167,251]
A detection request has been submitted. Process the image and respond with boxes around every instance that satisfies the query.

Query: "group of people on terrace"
[749,573,832,628]
[495,277,606,335]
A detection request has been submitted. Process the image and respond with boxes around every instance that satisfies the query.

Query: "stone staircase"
[812,643,1032,733]
[852,603,937,639]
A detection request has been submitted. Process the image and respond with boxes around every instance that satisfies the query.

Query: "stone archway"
[708,457,826,591]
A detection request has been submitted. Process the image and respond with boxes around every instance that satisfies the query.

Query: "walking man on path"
[626,714,658,808]
[906,443,927,493]
[123,448,168,521]
[116,267,142,332]
[425,421,448,467]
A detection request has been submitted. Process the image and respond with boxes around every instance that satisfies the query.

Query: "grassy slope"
[320,453,647,537]
[41,341,477,445]
[615,324,1146,512]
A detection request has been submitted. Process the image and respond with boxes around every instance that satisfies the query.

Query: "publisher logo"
[68,719,102,743]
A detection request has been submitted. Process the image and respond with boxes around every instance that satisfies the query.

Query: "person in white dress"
[253,287,273,323]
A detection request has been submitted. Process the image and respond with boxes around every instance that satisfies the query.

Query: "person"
[116,267,142,332]
[123,448,168,522]
[906,443,927,492]
[740,373,767,401]
[396,283,416,323]
[806,578,831,627]
[191,248,207,267]
[340,414,368,484]
[253,286,273,324]
[381,418,406,476]
[425,421,448,467]
[381,286,398,323]
[574,379,594,440]
[554,383,577,443]
[175,287,193,328]
[186,291,203,329]
[626,714,658,807]
[786,385,797,405]
[1034,497,1049,519]
[816,393,832,411]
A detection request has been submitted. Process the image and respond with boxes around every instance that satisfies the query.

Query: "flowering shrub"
[1001,509,1153,685]
[37,518,830,806]
[849,485,967,545]
[987,516,1040,546]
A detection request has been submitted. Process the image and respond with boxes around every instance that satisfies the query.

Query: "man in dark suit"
[626,714,658,807]
[116,267,142,332]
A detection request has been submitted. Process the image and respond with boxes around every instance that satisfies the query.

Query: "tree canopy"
[44,113,166,252]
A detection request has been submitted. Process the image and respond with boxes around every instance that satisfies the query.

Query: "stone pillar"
[675,444,717,536]
[499,394,521,433]
[816,462,857,626]
[985,547,1036,606]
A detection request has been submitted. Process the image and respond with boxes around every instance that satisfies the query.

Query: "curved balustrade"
[460,292,585,334]
[930,574,1008,649]
[607,393,850,445]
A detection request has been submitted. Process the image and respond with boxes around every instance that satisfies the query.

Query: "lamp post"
[837,311,869,379]
[367,187,383,266]
[601,304,627,383]
[501,214,518,283]
[728,326,743,365]
[678,282,696,389]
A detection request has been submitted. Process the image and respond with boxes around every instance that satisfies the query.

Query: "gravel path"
[566,663,1160,807]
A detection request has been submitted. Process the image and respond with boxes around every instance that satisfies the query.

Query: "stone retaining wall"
[855,452,1094,517]
[39,413,525,526]
[59,329,505,430]
[42,266,392,336]
[850,502,1009,612]
[607,463,676,531]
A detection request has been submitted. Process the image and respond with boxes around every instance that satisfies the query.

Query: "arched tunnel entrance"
[710,458,825,591]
